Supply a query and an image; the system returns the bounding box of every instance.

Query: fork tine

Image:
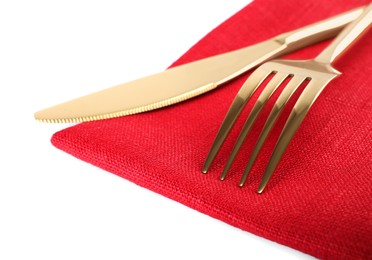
[202,68,272,173]
[257,79,328,193]
[220,72,289,181]
[238,75,306,186]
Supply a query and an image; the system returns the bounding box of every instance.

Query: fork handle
[315,4,372,64]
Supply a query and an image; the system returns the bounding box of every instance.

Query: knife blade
[34,7,363,123]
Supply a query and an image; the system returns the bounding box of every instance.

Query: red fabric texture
[51,0,372,259]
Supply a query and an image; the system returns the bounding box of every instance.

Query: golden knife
[34,7,363,123]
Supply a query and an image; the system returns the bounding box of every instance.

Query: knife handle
[274,6,364,54]
[314,4,372,64]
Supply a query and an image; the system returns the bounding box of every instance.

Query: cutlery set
[35,5,372,193]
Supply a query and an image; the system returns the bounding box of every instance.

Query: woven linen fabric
[51,0,372,259]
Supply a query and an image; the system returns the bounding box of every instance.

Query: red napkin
[51,0,372,258]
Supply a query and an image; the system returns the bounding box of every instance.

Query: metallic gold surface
[203,4,371,193]
[34,8,363,123]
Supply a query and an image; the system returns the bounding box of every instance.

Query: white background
[0,1,314,259]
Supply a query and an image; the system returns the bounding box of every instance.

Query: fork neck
[314,4,372,64]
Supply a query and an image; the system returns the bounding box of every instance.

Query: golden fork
[203,4,372,193]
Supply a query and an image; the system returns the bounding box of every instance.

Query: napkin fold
[51,0,372,258]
